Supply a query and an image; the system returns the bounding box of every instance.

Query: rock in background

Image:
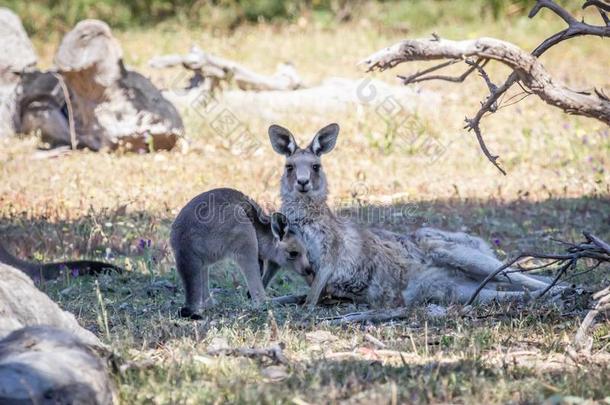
[0,7,37,138]
[54,19,184,151]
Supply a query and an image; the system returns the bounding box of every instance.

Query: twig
[574,285,610,352]
[321,304,448,325]
[364,334,387,349]
[207,343,288,365]
[322,307,411,325]
[584,0,610,25]
[585,232,610,255]
[51,72,76,150]
[535,258,575,299]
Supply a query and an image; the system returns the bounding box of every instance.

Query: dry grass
[1,6,609,404]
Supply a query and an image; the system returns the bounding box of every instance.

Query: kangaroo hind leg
[234,245,267,306]
[175,249,215,319]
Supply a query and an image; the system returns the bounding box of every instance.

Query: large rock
[0,326,115,404]
[0,264,115,404]
[0,8,36,77]
[54,19,184,151]
[0,263,101,347]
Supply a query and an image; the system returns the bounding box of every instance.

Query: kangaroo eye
[285,164,294,172]
[312,164,320,172]
[288,251,299,259]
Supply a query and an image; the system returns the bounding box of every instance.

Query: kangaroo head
[268,123,339,204]
[270,212,313,281]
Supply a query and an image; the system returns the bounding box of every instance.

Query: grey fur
[170,188,311,318]
[269,124,561,309]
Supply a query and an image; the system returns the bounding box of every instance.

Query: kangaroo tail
[0,242,123,281]
[39,261,123,279]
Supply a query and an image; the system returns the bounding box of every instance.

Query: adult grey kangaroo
[0,242,122,281]
[170,188,311,319]
[268,123,559,309]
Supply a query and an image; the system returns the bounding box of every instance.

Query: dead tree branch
[397,59,490,85]
[465,232,610,306]
[360,0,610,174]
[150,46,302,92]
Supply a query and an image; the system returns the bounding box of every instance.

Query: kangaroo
[170,188,312,319]
[268,123,559,309]
[0,242,122,281]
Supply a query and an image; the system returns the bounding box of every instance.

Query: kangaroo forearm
[261,261,281,289]
[305,265,333,307]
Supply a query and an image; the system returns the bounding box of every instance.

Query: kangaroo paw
[179,307,203,320]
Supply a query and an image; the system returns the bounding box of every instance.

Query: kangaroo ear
[270,212,289,241]
[268,125,297,156]
[309,123,339,156]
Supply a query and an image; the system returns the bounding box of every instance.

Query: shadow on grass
[0,195,608,346]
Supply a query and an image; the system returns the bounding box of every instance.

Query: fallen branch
[150,46,302,92]
[360,0,610,174]
[321,304,447,325]
[574,285,610,352]
[207,343,288,365]
[466,232,610,306]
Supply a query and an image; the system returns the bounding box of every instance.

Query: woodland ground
[0,3,609,404]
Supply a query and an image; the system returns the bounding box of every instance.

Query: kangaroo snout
[296,178,311,193]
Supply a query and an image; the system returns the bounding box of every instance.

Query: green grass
[1,2,610,403]
[4,0,538,35]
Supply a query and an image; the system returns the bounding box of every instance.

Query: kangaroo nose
[297,178,310,186]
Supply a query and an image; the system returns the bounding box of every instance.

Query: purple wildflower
[493,238,501,246]
[71,268,79,278]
